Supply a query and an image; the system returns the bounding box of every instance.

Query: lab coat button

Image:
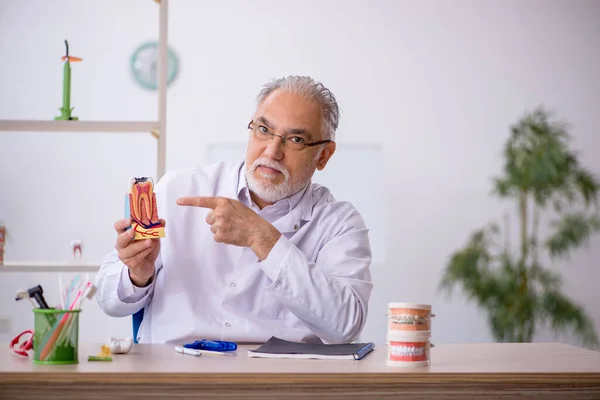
[225,322,231,327]
[230,282,236,288]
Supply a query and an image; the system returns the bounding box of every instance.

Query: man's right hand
[114,219,164,287]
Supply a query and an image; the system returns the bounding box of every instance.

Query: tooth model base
[131,222,165,240]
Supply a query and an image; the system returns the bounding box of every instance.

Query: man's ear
[316,142,336,171]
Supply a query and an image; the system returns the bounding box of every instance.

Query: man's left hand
[176,196,281,261]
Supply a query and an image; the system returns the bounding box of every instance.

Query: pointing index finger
[177,196,221,209]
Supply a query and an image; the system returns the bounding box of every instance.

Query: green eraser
[88,356,113,362]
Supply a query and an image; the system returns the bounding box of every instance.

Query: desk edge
[2,372,600,385]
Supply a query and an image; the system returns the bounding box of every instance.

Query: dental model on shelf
[71,240,83,260]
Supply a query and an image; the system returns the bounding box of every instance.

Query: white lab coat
[95,160,373,344]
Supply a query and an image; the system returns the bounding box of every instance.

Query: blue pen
[183,340,237,352]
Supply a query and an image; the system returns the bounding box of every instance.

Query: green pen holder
[32,308,81,365]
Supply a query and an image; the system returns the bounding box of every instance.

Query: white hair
[245,156,315,203]
[255,75,340,141]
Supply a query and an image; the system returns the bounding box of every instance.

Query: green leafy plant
[439,107,600,348]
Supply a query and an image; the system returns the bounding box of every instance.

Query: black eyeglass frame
[247,121,332,148]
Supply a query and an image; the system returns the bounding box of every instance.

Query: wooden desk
[1,342,600,399]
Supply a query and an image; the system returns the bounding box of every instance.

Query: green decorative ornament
[130,41,179,90]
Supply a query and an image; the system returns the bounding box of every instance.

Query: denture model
[386,331,432,367]
[387,302,434,332]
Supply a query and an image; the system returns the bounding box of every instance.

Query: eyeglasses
[247,120,332,151]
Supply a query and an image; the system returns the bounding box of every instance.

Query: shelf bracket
[151,128,160,139]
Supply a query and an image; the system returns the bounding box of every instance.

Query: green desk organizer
[33,308,81,365]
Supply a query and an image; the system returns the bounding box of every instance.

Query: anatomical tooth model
[125,177,165,240]
[71,240,83,260]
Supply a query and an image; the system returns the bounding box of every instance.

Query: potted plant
[439,106,600,348]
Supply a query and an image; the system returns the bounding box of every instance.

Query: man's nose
[263,135,285,160]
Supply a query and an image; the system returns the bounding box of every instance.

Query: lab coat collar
[236,161,314,232]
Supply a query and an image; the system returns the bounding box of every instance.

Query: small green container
[32,308,81,365]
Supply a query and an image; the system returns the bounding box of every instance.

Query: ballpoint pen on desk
[174,346,234,357]
[199,349,235,356]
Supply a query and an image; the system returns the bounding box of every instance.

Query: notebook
[247,336,375,360]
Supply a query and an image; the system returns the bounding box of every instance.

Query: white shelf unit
[0,0,170,273]
[0,120,159,133]
[0,261,100,273]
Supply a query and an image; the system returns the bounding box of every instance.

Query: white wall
[1,0,599,347]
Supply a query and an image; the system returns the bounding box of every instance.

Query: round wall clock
[130,41,179,90]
